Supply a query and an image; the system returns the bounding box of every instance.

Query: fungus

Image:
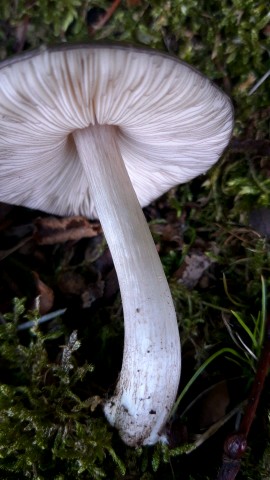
[0,44,234,446]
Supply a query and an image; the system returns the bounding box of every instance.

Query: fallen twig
[88,0,121,36]
[17,308,67,330]
[217,314,270,479]
[230,138,270,156]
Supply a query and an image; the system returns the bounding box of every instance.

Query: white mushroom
[0,44,234,446]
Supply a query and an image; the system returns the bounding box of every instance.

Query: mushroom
[0,43,234,446]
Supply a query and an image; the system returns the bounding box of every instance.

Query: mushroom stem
[73,125,181,446]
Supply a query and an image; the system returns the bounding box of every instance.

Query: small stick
[239,315,270,436]
[88,0,121,36]
[248,69,270,95]
[230,138,270,156]
[217,314,270,480]
[17,308,66,330]
[15,15,29,52]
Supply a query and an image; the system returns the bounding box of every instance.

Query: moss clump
[0,298,125,479]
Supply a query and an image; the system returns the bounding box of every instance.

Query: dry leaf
[32,271,54,315]
[175,252,213,289]
[34,216,102,245]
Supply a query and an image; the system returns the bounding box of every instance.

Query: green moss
[0,299,125,479]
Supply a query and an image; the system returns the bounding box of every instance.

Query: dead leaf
[34,216,102,245]
[198,381,230,430]
[57,269,89,296]
[32,271,54,315]
[175,252,213,289]
[150,221,182,246]
[81,277,104,308]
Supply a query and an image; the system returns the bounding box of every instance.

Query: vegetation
[0,1,270,478]
[0,299,125,479]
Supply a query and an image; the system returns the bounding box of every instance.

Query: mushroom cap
[0,43,233,217]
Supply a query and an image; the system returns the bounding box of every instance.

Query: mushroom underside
[0,44,234,446]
